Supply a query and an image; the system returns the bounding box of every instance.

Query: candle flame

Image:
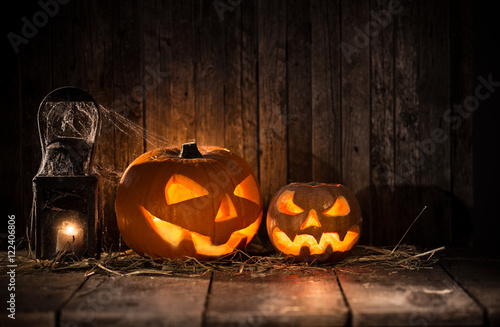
[62,221,78,236]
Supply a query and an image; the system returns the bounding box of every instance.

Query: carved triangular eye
[233,175,261,205]
[165,174,209,205]
[323,196,350,216]
[277,190,304,215]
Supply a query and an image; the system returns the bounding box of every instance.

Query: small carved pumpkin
[266,183,362,263]
[116,142,262,260]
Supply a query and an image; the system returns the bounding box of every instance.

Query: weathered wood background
[1,250,499,326]
[1,0,477,250]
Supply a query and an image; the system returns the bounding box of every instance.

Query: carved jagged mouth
[272,225,360,256]
[140,206,261,257]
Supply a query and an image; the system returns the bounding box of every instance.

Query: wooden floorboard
[441,250,500,326]
[337,264,484,327]
[2,250,500,326]
[205,270,349,327]
[0,272,87,327]
[60,273,211,327]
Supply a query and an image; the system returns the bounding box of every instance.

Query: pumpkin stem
[180,142,203,159]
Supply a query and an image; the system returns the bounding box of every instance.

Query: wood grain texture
[224,0,259,175]
[311,0,342,184]
[206,271,349,327]
[393,0,421,246]
[169,0,196,146]
[370,0,395,246]
[340,0,371,245]
[337,265,484,327]
[224,0,244,156]
[194,0,225,147]
[49,0,115,249]
[287,0,312,183]
[1,251,498,326]
[110,1,143,173]
[0,272,87,327]
[5,0,478,250]
[79,0,115,252]
[240,0,259,176]
[258,0,287,206]
[418,0,451,247]
[62,1,143,251]
[145,0,196,148]
[80,0,133,251]
[107,0,144,250]
[19,9,52,245]
[143,0,169,151]
[450,0,474,247]
[1,19,23,243]
[61,274,211,327]
[441,251,500,326]
[51,0,85,88]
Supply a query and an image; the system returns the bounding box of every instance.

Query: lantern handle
[36,87,101,175]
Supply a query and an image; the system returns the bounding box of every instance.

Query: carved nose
[215,194,237,222]
[300,209,321,229]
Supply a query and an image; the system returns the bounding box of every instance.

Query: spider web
[37,100,97,176]
[94,103,173,186]
[37,99,174,181]
[31,100,174,253]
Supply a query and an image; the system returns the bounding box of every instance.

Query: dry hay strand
[335,244,444,270]
[1,243,444,277]
[1,207,444,276]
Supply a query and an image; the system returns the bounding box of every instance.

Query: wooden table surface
[1,249,499,327]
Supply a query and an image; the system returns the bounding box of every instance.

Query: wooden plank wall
[3,0,474,249]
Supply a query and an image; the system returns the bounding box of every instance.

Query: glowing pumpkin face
[266,183,362,263]
[116,142,263,260]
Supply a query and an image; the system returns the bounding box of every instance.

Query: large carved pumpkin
[267,183,362,263]
[116,142,262,260]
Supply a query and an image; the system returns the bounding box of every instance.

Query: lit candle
[56,221,83,254]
